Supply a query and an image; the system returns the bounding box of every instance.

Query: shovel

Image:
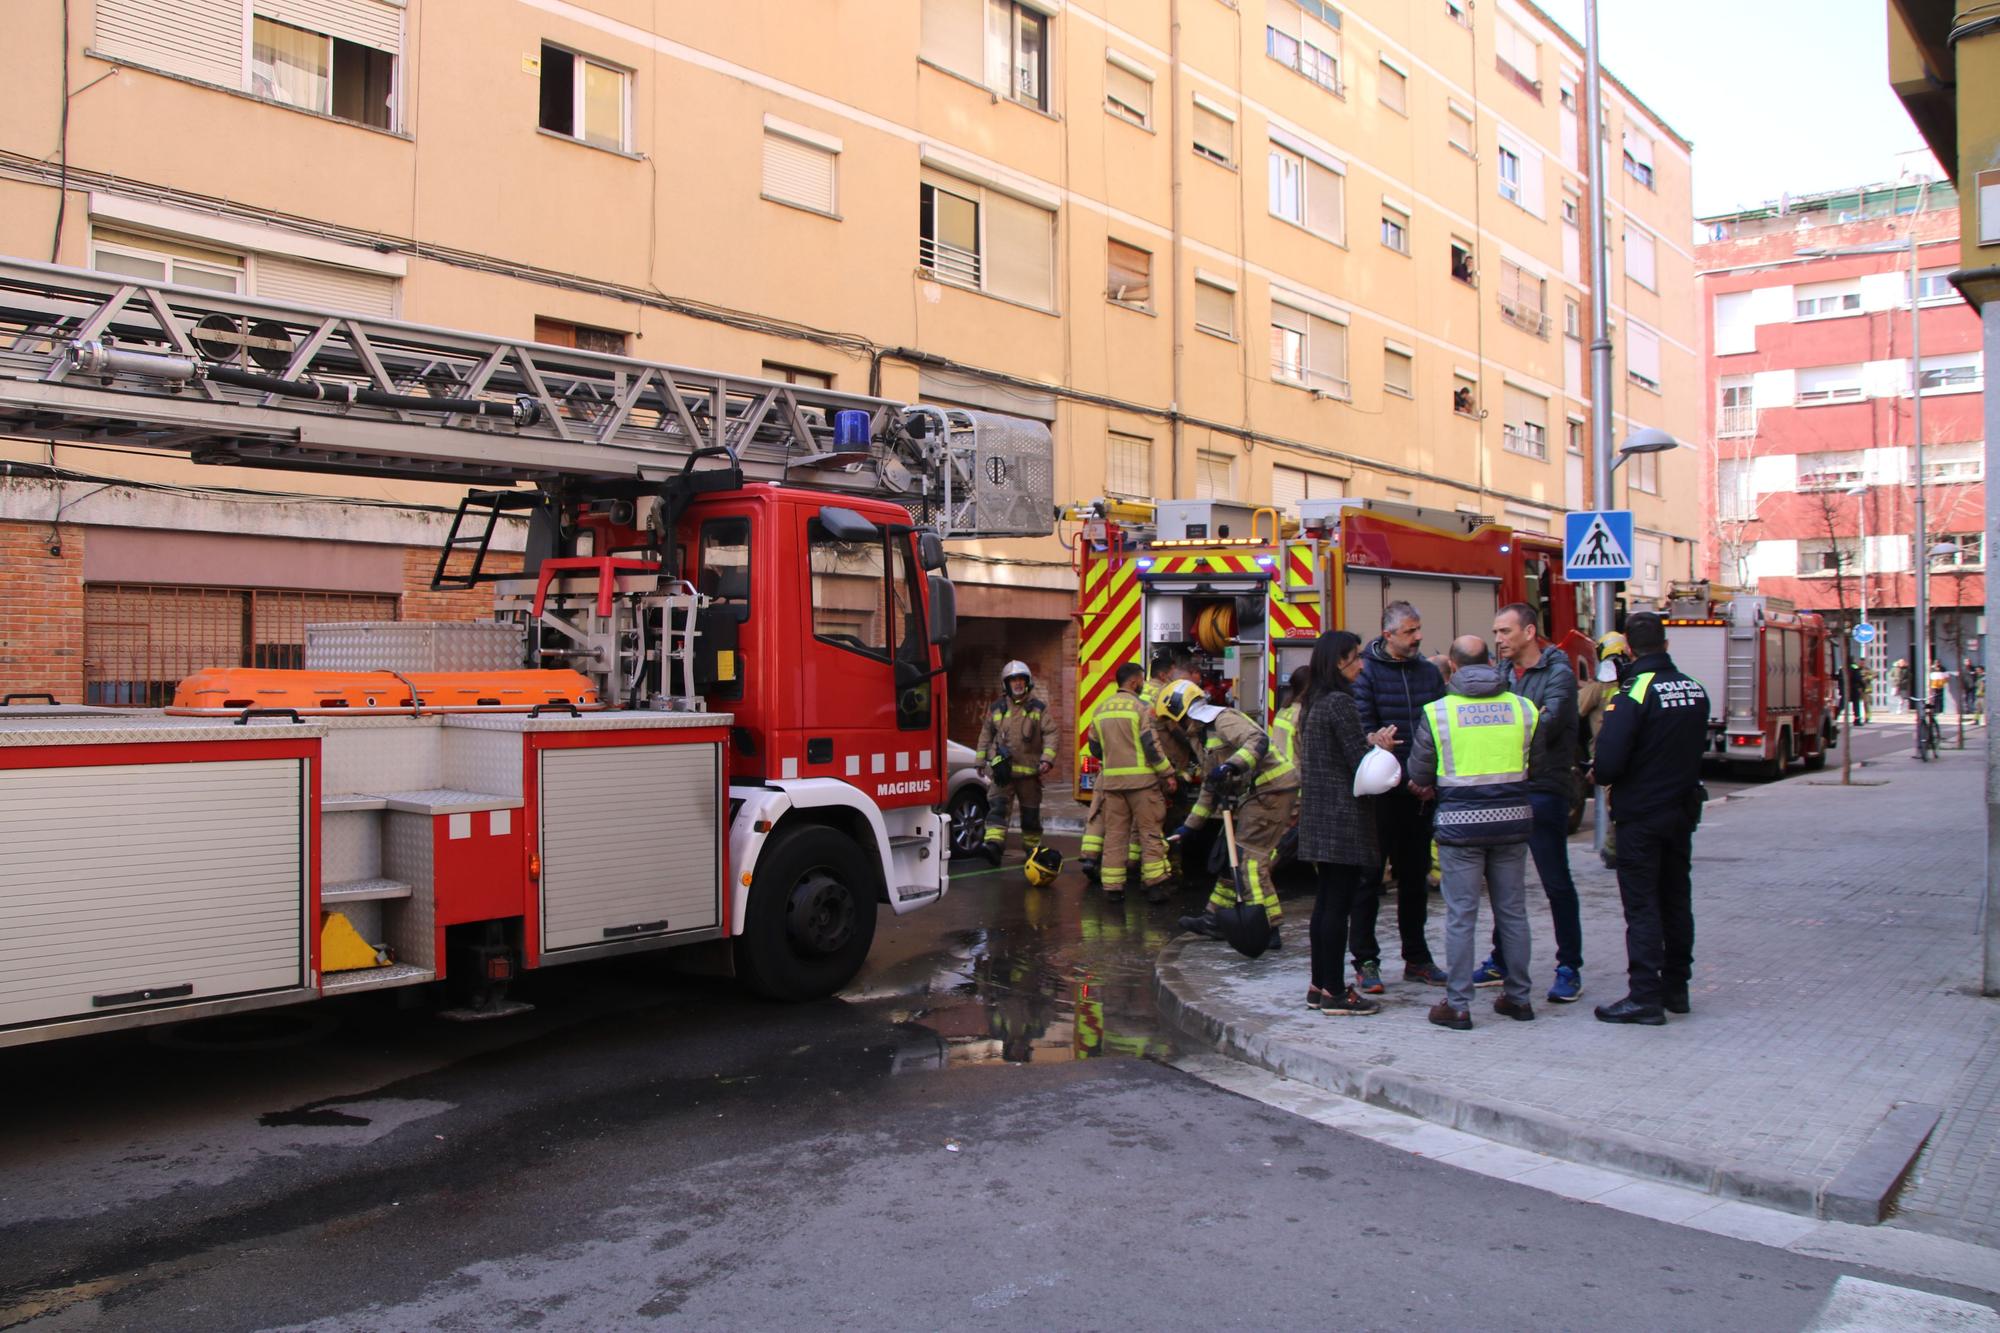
[1213,807,1272,960]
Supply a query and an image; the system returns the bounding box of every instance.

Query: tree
[1809,484,1862,785]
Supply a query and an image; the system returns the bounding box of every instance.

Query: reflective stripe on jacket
[1088,690,1171,790]
[1186,706,1297,825]
[1421,692,1538,846]
[976,694,1054,775]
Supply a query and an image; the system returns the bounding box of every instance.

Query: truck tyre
[1750,731,1789,782]
[736,824,879,1001]
[1802,727,1829,772]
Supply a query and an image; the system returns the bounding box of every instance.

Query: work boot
[1103,888,1126,905]
[980,843,1003,868]
[1428,1002,1472,1031]
[1594,995,1666,1026]
[1078,856,1101,883]
[1494,995,1536,1022]
[1266,925,1283,952]
[1144,881,1173,905]
[1662,988,1691,1015]
[1178,911,1222,940]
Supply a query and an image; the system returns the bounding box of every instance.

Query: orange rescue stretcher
[167,668,603,715]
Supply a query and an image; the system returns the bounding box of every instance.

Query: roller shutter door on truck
[0,759,309,1030]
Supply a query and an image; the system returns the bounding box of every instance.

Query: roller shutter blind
[256,255,397,317]
[258,0,403,53]
[1106,60,1150,123]
[921,0,983,78]
[95,0,243,86]
[1195,280,1234,335]
[763,132,837,214]
[984,190,1055,309]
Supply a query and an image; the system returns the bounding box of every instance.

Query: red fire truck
[1659,582,1837,779]
[1066,495,1593,787]
[0,258,1052,1048]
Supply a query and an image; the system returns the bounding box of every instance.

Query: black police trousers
[1612,812,1695,1005]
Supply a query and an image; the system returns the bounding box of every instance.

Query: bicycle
[1915,701,1942,761]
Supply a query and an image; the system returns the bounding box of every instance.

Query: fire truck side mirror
[928,573,957,654]
[918,530,948,572]
[818,505,879,543]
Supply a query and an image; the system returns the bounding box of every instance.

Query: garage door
[0,758,309,1030]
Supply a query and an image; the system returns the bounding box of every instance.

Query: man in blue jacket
[1477,602,1585,1004]
[1352,600,1448,986]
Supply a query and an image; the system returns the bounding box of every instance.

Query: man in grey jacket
[1408,637,1546,1029]
[1477,603,1586,1004]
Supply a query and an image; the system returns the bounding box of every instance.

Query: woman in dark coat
[1297,630,1398,1014]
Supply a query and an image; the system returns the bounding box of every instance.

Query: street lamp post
[1583,0,1614,854]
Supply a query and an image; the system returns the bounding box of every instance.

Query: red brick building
[1697,182,1986,707]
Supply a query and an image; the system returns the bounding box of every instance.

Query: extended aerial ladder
[0,256,1054,707]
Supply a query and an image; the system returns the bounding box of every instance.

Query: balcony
[1719,404,1757,436]
[1495,56,1540,100]
[1498,297,1549,338]
[1503,425,1548,460]
[918,237,980,288]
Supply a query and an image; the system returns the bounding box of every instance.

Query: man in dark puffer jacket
[1352,600,1448,985]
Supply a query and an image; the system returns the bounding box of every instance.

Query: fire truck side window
[890,534,933,730]
[808,521,890,659]
[699,519,752,618]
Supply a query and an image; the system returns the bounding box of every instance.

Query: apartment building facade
[1696,183,1986,696]
[0,0,1698,755]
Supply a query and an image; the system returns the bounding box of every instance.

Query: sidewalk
[1154,748,2000,1251]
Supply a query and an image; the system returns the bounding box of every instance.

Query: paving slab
[1156,747,2000,1244]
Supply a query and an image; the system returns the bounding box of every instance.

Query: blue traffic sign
[1563,509,1635,582]
[1852,622,1878,644]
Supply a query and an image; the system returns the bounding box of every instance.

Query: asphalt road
[0,728,1975,1331]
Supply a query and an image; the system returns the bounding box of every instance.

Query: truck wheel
[948,786,989,860]
[1751,732,1789,782]
[736,824,879,1001]
[1802,730,1828,771]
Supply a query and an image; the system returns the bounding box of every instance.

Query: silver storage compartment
[306,621,527,673]
[0,758,309,1029]
[538,742,722,952]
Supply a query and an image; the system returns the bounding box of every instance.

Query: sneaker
[1403,961,1447,986]
[1356,961,1385,995]
[1323,987,1381,1016]
[1178,911,1222,939]
[1546,965,1582,1004]
[1428,1001,1472,1031]
[1494,994,1536,1022]
[1306,986,1329,1011]
[1471,956,1507,988]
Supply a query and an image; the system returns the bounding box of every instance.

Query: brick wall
[0,520,86,702]
[398,546,515,622]
[947,615,1077,775]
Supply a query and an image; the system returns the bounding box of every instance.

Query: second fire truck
[1658,582,1837,779]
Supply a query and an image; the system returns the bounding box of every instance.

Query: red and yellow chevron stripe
[1284,542,1316,590]
[1075,552,1143,772]
[1148,551,1265,577]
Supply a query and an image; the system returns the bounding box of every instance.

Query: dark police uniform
[1591,650,1709,1009]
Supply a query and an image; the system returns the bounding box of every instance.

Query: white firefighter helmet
[1001,660,1033,690]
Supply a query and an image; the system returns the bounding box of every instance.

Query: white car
[944,739,990,859]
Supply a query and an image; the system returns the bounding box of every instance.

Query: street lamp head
[1618,427,1679,456]
[1929,542,1957,560]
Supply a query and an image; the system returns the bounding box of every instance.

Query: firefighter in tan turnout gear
[1085,664,1178,904]
[1081,648,1199,884]
[976,660,1057,866]
[1158,678,1300,951]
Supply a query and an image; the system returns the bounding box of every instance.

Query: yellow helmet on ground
[1024,845,1063,888]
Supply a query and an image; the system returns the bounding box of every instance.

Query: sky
[1531,0,1942,219]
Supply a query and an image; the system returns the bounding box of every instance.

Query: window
[1935,533,1985,568]
[1445,1,1470,28]
[1268,140,1346,244]
[1983,169,2000,246]
[1453,372,1478,416]
[1567,419,1585,454]
[1794,283,1861,319]
[1450,237,1475,284]
[1381,212,1409,254]
[1497,146,1522,204]
[1798,538,1861,576]
[1271,465,1344,511]
[1105,52,1153,126]
[1494,17,1539,97]
[1621,128,1655,189]
[1716,458,1754,522]
[1270,296,1349,397]
[1447,101,1475,155]
[763,362,834,389]
[1564,299,1581,338]
[1266,0,1343,95]
[535,317,628,356]
[1384,342,1413,396]
[1718,378,1755,435]
[1193,97,1236,166]
[1107,432,1153,499]
[1498,259,1548,337]
[84,585,397,706]
[809,520,890,659]
[539,43,629,151]
[1503,385,1549,460]
[1917,354,1982,393]
[921,0,1048,110]
[91,230,244,293]
[762,121,839,215]
[1629,446,1659,495]
[1195,275,1236,337]
[1924,441,1985,483]
[1796,364,1864,403]
[1798,451,1865,490]
[697,518,752,699]
[918,167,1057,309]
[1562,196,1579,225]
[1378,59,1407,114]
[1195,449,1236,499]
[249,15,396,129]
[1625,226,1657,290]
[1714,290,1756,355]
[1910,267,1959,304]
[1108,239,1152,307]
[1625,321,1661,391]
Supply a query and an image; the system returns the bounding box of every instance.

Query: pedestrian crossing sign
[1563,509,1634,582]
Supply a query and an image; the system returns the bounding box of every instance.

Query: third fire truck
[1659,581,1837,779]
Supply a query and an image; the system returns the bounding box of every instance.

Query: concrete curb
[1153,937,1920,1224]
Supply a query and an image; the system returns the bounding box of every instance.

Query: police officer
[975,660,1057,866]
[1590,612,1710,1025]
[1086,663,1177,904]
[1159,678,1299,950]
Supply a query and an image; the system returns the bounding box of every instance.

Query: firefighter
[1580,630,1633,869]
[976,660,1057,866]
[1082,649,1197,883]
[1087,663,1177,904]
[1159,677,1299,950]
